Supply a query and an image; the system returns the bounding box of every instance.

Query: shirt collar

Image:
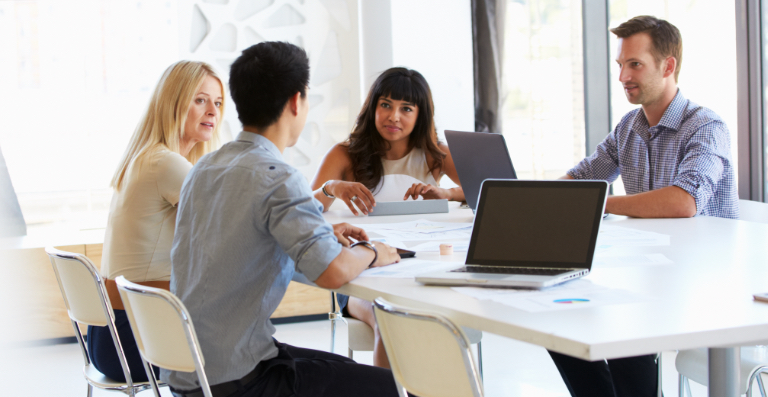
[235,131,283,159]
[630,89,686,136]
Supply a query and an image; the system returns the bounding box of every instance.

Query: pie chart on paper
[553,298,590,304]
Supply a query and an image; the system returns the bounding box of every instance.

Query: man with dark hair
[551,15,738,397]
[164,41,402,397]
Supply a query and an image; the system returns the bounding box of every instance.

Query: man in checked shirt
[549,15,739,397]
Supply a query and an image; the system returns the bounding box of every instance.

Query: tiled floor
[1,319,709,396]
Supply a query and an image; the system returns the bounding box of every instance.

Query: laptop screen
[465,180,607,269]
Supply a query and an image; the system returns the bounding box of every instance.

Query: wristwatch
[351,240,378,268]
[321,180,335,198]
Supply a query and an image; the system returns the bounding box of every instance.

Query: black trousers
[87,309,159,382]
[175,340,400,397]
[548,351,659,397]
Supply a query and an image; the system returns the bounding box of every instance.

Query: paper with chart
[359,259,462,278]
[355,219,473,242]
[452,280,650,312]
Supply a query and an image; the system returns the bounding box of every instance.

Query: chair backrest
[373,298,483,397]
[739,199,768,224]
[45,247,137,388]
[46,247,110,326]
[115,276,212,396]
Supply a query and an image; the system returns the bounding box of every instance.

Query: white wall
[359,0,475,138]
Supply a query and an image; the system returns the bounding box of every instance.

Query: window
[501,0,585,180]
[608,0,738,186]
[0,1,180,230]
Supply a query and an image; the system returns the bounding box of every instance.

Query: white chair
[329,292,484,378]
[676,347,768,396]
[115,275,213,397]
[740,199,768,224]
[675,200,768,396]
[373,297,484,397]
[45,247,161,397]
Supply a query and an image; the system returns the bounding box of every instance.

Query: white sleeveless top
[374,147,439,202]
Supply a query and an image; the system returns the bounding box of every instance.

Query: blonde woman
[88,61,224,382]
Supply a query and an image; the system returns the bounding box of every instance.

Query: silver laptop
[445,130,517,212]
[416,179,608,289]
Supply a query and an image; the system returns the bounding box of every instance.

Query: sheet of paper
[597,225,670,247]
[407,240,470,252]
[370,238,407,250]
[359,259,462,278]
[355,219,473,242]
[593,253,673,268]
[453,280,649,312]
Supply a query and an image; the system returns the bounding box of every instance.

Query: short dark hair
[229,42,310,129]
[611,15,682,82]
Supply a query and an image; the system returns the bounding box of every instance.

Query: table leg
[708,347,740,397]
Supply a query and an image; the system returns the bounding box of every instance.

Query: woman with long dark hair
[310,67,463,367]
[311,67,464,216]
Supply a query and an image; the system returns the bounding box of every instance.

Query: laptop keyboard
[452,266,568,276]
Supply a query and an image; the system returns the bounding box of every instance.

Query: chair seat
[83,364,155,392]
[346,317,483,352]
[348,318,376,352]
[676,347,768,394]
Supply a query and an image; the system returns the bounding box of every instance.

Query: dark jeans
[548,351,659,397]
[174,340,400,397]
[87,309,159,382]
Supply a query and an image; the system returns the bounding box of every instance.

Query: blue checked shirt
[568,90,739,219]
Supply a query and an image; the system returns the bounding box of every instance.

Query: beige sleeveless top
[101,149,192,282]
[374,147,439,202]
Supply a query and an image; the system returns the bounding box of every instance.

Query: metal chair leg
[757,371,767,397]
[86,383,93,397]
[476,341,483,382]
[330,316,338,353]
[348,348,354,359]
[657,353,662,397]
[678,373,692,397]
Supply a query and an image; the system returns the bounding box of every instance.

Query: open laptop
[416,179,608,289]
[445,130,517,212]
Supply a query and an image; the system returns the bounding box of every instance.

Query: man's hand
[369,241,400,267]
[333,223,369,247]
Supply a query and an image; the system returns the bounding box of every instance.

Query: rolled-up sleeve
[261,166,342,282]
[568,129,621,182]
[672,120,729,215]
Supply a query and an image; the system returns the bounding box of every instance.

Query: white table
[324,202,768,397]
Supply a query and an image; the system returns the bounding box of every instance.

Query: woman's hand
[327,181,376,216]
[370,241,400,267]
[403,183,453,201]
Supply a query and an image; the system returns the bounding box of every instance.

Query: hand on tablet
[403,183,451,201]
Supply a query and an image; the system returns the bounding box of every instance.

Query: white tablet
[367,199,449,216]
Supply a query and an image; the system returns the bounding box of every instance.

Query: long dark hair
[347,67,444,192]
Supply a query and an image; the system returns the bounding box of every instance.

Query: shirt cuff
[672,178,704,216]
[296,234,343,282]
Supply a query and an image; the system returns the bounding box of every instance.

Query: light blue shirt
[163,132,342,390]
[568,90,739,219]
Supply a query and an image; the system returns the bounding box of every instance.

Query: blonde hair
[111,61,225,190]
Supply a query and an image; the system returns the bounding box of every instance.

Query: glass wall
[608,0,738,195]
[501,0,585,180]
[764,0,768,200]
[0,0,180,229]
